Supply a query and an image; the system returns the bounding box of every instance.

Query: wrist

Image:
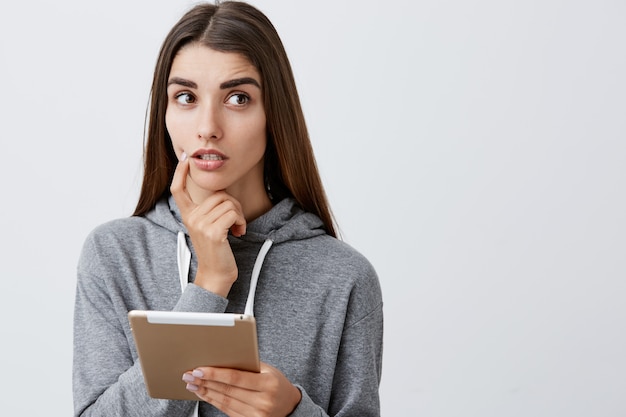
[193,271,235,298]
[288,384,302,415]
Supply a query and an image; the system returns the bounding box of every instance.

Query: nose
[196,104,223,141]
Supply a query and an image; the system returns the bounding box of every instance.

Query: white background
[1,0,625,415]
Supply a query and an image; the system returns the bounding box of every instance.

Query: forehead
[169,43,260,85]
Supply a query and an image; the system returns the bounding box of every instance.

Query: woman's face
[165,43,267,204]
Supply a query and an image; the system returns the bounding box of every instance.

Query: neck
[235,186,274,222]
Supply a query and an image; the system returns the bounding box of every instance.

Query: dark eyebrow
[220,77,261,90]
[167,77,197,89]
[167,76,261,90]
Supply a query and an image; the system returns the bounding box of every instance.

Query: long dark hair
[133,1,337,237]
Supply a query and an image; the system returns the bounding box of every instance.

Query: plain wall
[0,0,624,415]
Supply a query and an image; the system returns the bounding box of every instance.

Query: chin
[188,178,230,195]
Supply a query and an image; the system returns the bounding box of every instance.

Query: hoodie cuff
[288,385,326,417]
[173,283,229,313]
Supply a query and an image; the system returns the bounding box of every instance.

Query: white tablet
[128,310,260,400]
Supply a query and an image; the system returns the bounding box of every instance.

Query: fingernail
[181,152,187,161]
[186,383,198,392]
[192,369,204,378]
[182,373,194,383]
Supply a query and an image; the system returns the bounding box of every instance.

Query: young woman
[73,2,383,416]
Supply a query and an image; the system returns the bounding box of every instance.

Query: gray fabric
[73,196,383,416]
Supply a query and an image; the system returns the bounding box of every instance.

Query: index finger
[170,152,195,214]
[190,366,262,392]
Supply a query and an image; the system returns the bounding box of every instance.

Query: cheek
[251,113,267,150]
[233,111,267,156]
[165,110,187,151]
[248,120,268,160]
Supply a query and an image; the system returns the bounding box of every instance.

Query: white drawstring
[244,239,273,316]
[177,232,199,417]
[177,232,273,317]
[176,232,274,316]
[177,232,191,293]
[176,232,273,416]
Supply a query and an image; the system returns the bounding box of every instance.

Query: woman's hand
[170,154,246,297]
[182,362,302,417]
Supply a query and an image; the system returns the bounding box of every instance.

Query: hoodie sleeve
[289,268,384,417]
[73,276,198,417]
[72,223,219,417]
[291,307,383,417]
[72,234,198,417]
[174,282,229,312]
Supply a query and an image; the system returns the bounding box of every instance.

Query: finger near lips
[170,155,246,241]
[170,156,194,211]
[170,153,189,191]
[170,156,245,228]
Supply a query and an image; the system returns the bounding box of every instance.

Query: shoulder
[81,197,176,248]
[310,235,378,280]
[310,235,383,325]
[82,216,155,247]
[284,233,382,303]
[78,215,172,272]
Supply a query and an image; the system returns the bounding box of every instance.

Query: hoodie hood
[145,196,328,317]
[145,195,327,244]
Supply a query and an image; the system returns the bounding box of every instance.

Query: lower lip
[192,157,226,171]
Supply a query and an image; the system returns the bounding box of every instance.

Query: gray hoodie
[73,196,383,416]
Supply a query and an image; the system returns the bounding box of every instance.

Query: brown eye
[226,93,250,106]
[175,92,195,105]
